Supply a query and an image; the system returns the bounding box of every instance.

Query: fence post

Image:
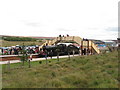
[68,52,70,60]
[73,50,75,57]
[45,55,48,64]
[8,60,10,71]
[28,59,31,68]
[57,53,59,61]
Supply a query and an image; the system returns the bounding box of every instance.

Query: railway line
[0,54,39,61]
[0,36,101,64]
[0,54,80,64]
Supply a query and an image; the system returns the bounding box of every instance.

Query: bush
[39,61,42,64]
[51,72,56,77]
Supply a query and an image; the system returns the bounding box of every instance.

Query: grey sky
[0,0,119,40]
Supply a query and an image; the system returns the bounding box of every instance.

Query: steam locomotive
[38,43,80,57]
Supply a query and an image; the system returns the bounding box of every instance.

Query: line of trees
[2,36,38,41]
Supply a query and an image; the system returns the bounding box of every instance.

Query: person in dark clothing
[14,48,17,55]
[83,38,85,41]
[84,48,86,55]
[59,35,61,37]
[86,39,88,41]
[30,49,33,54]
[67,34,69,37]
[10,49,12,55]
[81,49,84,55]
[87,49,90,55]
[44,50,48,58]
[1,48,3,55]
[46,43,48,46]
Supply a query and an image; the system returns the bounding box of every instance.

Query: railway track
[0,54,39,61]
[0,54,80,64]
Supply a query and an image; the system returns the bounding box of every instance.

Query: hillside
[0,35,55,40]
[2,51,118,88]
[0,35,55,47]
[1,40,43,47]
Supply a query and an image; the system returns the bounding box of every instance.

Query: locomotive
[38,43,80,57]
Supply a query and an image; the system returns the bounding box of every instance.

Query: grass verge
[2,51,118,88]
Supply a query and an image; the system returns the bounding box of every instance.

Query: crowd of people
[0,46,39,55]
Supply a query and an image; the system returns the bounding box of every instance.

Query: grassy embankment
[1,40,43,47]
[2,51,118,88]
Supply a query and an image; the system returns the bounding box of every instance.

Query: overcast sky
[0,0,119,40]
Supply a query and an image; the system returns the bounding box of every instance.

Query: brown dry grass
[1,40,44,47]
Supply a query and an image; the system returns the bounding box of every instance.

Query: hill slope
[2,51,118,88]
[1,40,43,47]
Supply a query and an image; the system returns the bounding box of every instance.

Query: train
[38,43,80,57]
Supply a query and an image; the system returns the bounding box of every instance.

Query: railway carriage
[38,43,80,57]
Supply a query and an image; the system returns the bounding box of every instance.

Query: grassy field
[1,40,44,47]
[2,51,118,88]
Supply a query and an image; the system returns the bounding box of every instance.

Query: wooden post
[68,52,70,60]
[45,55,48,64]
[73,50,75,57]
[8,60,10,70]
[57,53,59,61]
[51,56,52,59]
[22,54,25,66]
[72,36,74,41]
[44,50,48,64]
[28,60,31,68]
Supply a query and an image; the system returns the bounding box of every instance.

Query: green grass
[2,51,119,88]
[1,40,43,47]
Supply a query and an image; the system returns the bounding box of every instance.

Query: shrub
[39,61,42,64]
[51,72,56,77]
